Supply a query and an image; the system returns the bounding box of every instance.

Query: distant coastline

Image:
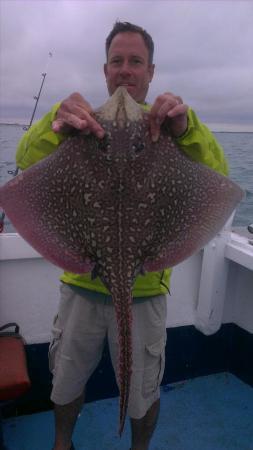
[0,121,27,127]
[213,130,253,134]
[0,121,252,134]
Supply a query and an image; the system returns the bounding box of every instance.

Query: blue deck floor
[3,373,253,450]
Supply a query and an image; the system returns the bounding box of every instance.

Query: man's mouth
[118,83,135,87]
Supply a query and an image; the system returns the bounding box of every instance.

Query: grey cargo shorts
[49,283,167,419]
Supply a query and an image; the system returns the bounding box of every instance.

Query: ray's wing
[0,136,99,273]
[140,139,244,271]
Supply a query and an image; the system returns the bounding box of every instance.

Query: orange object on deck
[0,323,31,401]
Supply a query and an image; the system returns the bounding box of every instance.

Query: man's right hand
[52,92,105,139]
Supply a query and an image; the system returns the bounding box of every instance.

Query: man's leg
[130,398,160,450]
[52,392,84,450]
[49,286,108,450]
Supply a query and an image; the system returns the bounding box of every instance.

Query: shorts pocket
[142,335,166,399]
[48,315,63,373]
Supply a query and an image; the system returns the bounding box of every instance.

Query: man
[16,22,228,450]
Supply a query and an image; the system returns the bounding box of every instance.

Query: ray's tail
[112,289,133,436]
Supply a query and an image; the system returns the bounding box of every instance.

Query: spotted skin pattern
[0,88,243,434]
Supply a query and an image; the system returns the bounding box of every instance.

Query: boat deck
[3,372,253,450]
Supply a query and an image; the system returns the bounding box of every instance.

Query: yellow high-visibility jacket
[16,102,228,297]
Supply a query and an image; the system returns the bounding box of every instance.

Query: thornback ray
[0,87,243,435]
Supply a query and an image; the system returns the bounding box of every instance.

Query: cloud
[1,0,253,131]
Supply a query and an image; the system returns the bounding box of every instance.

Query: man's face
[104,32,155,103]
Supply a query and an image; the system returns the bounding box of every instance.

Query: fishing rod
[0,52,53,232]
[23,51,53,132]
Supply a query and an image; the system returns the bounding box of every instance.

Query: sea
[0,123,252,232]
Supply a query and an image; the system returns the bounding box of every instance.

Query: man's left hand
[149,92,188,141]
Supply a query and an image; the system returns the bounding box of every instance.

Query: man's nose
[119,61,131,75]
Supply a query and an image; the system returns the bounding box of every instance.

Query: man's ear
[149,64,155,83]
[104,63,108,78]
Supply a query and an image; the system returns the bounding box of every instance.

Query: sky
[0,0,252,131]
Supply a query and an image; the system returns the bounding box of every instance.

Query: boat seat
[0,323,31,401]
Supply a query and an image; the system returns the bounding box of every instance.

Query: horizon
[0,118,252,134]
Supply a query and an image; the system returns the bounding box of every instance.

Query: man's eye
[132,59,142,65]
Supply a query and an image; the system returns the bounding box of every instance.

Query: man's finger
[52,114,88,132]
[52,118,65,133]
[85,114,105,138]
[166,103,188,118]
[52,111,105,138]
[149,117,160,142]
[156,98,179,122]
